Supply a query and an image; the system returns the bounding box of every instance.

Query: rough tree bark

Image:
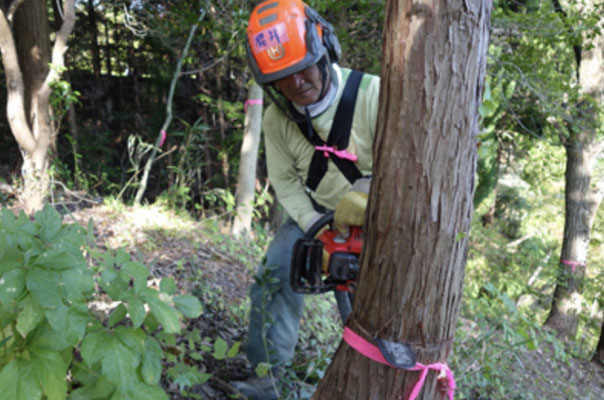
[593,317,604,364]
[312,0,492,398]
[545,0,604,340]
[231,83,263,240]
[0,0,76,213]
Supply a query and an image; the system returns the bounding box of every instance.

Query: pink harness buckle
[315,145,358,162]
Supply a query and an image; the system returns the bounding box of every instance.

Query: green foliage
[453,283,573,400]
[0,205,202,399]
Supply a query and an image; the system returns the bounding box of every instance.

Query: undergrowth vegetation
[0,180,602,399]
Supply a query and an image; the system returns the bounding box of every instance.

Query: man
[233,1,379,398]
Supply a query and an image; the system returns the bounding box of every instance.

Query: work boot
[231,369,282,400]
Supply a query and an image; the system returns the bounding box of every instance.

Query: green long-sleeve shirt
[263,67,380,230]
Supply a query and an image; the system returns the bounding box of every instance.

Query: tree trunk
[544,142,599,339]
[545,0,604,340]
[312,0,492,399]
[87,0,101,78]
[0,0,76,214]
[593,317,604,365]
[231,83,263,240]
[216,64,230,188]
[14,0,52,120]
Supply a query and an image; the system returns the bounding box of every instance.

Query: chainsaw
[290,212,362,320]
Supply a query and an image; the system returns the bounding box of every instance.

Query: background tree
[543,0,604,340]
[312,0,492,398]
[0,0,76,213]
[231,83,263,240]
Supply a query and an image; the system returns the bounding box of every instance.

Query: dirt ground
[68,204,604,400]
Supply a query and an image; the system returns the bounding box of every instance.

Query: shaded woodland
[0,0,603,399]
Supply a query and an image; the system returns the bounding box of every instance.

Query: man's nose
[287,72,305,87]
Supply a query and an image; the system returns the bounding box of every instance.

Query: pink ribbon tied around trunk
[315,145,358,162]
[244,99,263,112]
[561,259,585,272]
[343,327,456,400]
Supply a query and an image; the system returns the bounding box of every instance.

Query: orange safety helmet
[246,0,341,85]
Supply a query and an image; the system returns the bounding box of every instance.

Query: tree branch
[134,10,207,204]
[37,0,76,105]
[0,7,37,153]
[7,0,26,23]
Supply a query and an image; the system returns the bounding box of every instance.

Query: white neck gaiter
[293,63,341,118]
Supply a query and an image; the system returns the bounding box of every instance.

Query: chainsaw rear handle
[305,211,335,238]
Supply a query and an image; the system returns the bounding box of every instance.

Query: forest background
[0,0,603,399]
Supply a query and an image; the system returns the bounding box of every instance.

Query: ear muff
[322,26,341,62]
[305,7,341,63]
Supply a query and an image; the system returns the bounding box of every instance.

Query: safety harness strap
[292,70,364,191]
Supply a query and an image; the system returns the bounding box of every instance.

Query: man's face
[274,64,325,106]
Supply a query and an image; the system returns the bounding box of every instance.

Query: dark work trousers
[246,219,305,366]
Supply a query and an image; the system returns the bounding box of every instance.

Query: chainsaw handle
[305,212,335,238]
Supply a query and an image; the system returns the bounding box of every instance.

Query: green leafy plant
[0,205,202,400]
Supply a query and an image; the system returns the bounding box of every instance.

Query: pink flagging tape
[159,130,167,147]
[561,259,585,272]
[343,327,456,400]
[314,145,358,162]
[245,99,263,112]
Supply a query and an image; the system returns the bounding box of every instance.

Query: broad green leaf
[159,277,177,295]
[45,303,69,331]
[0,359,43,400]
[86,218,95,246]
[212,337,228,360]
[227,341,241,358]
[115,248,131,264]
[120,262,148,294]
[91,375,115,398]
[26,267,62,309]
[110,391,128,400]
[0,257,21,274]
[30,347,67,400]
[16,295,44,337]
[60,267,95,302]
[34,204,63,242]
[143,311,160,332]
[64,306,89,345]
[115,326,145,354]
[108,304,128,327]
[126,382,169,400]
[167,362,211,391]
[254,362,271,377]
[146,296,181,334]
[81,331,112,367]
[101,335,140,390]
[35,248,81,270]
[53,223,86,248]
[69,367,113,400]
[141,337,163,385]
[0,235,6,260]
[100,270,129,300]
[0,268,26,306]
[173,295,203,318]
[128,297,146,328]
[29,323,72,352]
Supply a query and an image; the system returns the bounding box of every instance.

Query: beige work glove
[334,177,371,236]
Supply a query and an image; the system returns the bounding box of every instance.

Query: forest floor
[68,203,604,400]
